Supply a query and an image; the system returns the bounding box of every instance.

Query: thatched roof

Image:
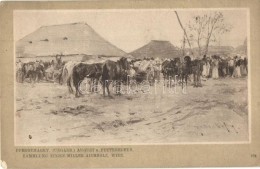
[129,40,182,59]
[16,22,126,58]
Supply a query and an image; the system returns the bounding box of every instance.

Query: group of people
[201,55,248,79]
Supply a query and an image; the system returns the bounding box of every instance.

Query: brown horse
[101,57,130,96]
[69,62,103,97]
[177,56,191,89]
[161,58,180,87]
[90,63,103,92]
[191,59,203,87]
[22,62,45,83]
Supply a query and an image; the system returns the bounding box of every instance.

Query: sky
[14,9,248,53]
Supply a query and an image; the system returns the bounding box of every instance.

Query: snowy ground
[15,77,249,145]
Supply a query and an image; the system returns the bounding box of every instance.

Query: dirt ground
[15,77,249,145]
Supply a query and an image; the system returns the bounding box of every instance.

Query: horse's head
[119,57,130,70]
[184,56,191,63]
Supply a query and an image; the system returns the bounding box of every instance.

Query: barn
[129,40,182,60]
[16,22,127,62]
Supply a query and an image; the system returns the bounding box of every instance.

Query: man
[228,57,235,77]
[202,55,207,62]
[232,56,241,78]
[244,57,248,74]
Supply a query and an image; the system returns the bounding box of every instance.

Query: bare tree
[187,11,232,56]
[174,11,193,56]
[187,15,207,56]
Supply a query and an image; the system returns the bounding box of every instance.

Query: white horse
[62,61,80,84]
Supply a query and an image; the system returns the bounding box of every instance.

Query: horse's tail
[71,66,78,89]
[102,63,109,82]
[67,74,74,94]
[61,65,68,85]
[187,60,192,74]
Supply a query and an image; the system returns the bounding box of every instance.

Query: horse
[191,58,204,87]
[53,68,64,84]
[90,63,103,93]
[177,56,191,88]
[161,58,180,87]
[101,57,130,96]
[22,62,45,83]
[69,62,103,97]
[62,61,80,86]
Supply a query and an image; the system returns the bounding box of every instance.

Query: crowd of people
[201,55,248,79]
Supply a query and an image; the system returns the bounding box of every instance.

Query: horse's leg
[30,73,33,83]
[116,81,119,95]
[32,73,35,83]
[29,73,33,83]
[193,73,196,87]
[196,72,198,87]
[73,80,78,97]
[90,79,93,93]
[196,73,199,87]
[102,81,106,96]
[181,75,183,89]
[118,81,121,95]
[106,82,110,96]
[36,73,39,83]
[95,79,98,92]
[181,75,184,89]
[34,73,36,83]
[169,76,172,88]
[181,74,185,89]
[198,73,202,87]
[75,86,78,97]
[33,72,36,84]
[91,79,94,92]
[92,79,96,92]
[185,75,188,87]
[21,72,24,83]
[67,77,72,93]
[16,71,18,82]
[75,83,80,98]
[59,74,62,85]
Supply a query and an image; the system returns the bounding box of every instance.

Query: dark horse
[177,56,192,88]
[22,62,45,83]
[161,58,180,87]
[69,62,103,97]
[191,58,204,87]
[101,57,130,96]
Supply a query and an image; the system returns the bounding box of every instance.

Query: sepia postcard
[0,0,260,168]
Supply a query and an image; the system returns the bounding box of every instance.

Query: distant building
[129,40,182,59]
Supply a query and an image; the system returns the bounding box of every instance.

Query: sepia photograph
[14,9,249,146]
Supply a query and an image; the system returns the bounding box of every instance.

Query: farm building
[129,40,182,59]
[15,22,127,62]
